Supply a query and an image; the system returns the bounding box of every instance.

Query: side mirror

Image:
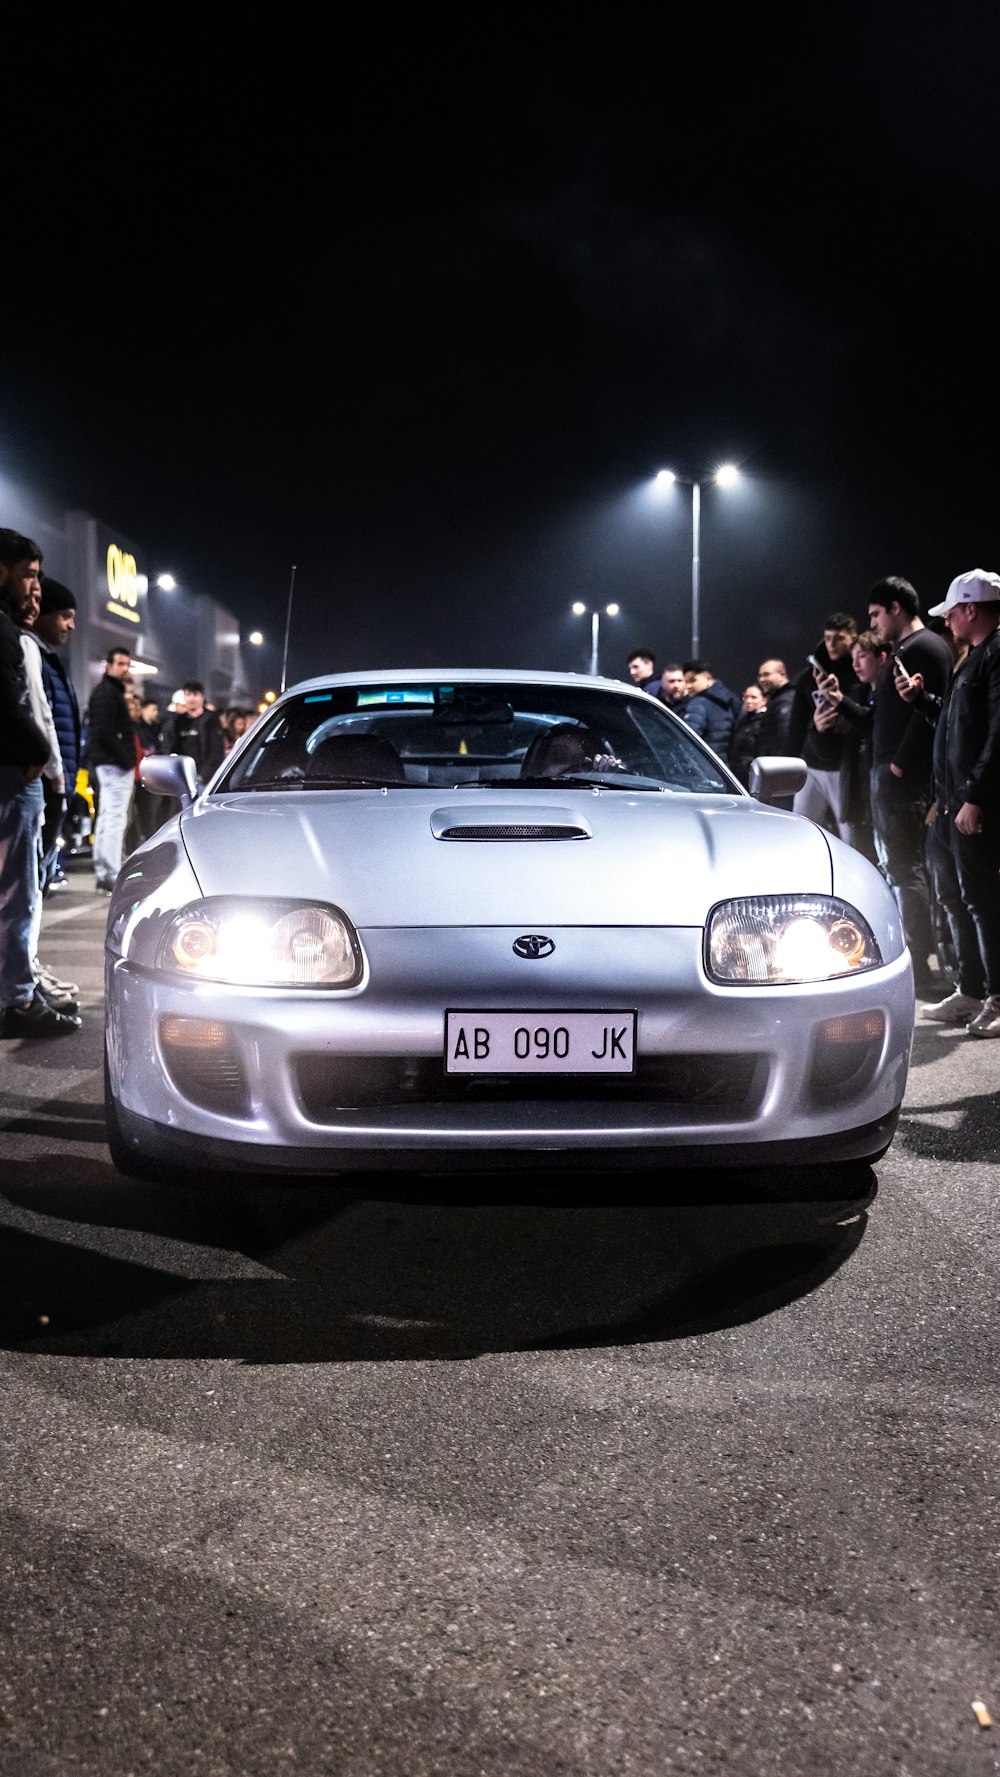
[749,756,808,804]
[140,753,199,807]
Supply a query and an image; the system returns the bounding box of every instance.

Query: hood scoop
[430,803,592,842]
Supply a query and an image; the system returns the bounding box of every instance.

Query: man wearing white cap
[895,570,1000,1035]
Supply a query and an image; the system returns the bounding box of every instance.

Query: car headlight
[706,895,882,984]
[157,898,362,987]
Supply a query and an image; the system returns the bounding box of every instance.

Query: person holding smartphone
[865,576,952,995]
[785,613,862,841]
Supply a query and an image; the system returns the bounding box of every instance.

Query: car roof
[283,668,648,701]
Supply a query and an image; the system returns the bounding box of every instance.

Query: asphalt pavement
[0,871,998,1776]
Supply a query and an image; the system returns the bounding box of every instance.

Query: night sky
[4,8,999,696]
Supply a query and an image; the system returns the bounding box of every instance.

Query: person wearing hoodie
[680,658,741,757]
[787,612,861,842]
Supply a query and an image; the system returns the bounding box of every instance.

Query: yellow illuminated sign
[106,544,141,623]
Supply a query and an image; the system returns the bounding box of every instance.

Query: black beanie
[39,578,77,614]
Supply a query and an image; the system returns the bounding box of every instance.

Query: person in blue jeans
[0,528,80,1037]
[85,644,135,892]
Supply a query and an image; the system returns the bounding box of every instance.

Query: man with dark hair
[626,650,661,697]
[86,645,135,892]
[656,664,687,710]
[755,658,797,756]
[864,575,952,992]
[0,529,78,1036]
[787,613,861,840]
[680,658,741,756]
[896,571,1000,1033]
[160,680,225,785]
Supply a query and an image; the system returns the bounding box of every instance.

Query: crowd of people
[0,527,255,1038]
[3,520,999,1042]
[627,568,1000,1037]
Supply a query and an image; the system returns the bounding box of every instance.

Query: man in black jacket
[0,529,79,1036]
[86,645,134,891]
[160,681,225,786]
[865,577,952,993]
[896,571,1000,1034]
[755,658,797,754]
[787,614,861,841]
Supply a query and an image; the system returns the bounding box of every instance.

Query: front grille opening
[294,1053,764,1119]
[158,1016,250,1116]
[439,824,590,840]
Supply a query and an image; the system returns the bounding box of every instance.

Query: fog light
[808,1009,886,1103]
[160,1016,231,1049]
[818,1011,885,1045]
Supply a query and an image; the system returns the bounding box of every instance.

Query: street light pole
[572,602,620,675]
[654,466,739,657]
[279,563,297,695]
[691,480,701,657]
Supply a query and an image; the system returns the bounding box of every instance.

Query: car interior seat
[306,732,407,783]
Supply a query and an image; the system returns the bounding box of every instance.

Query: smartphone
[892,655,906,677]
[812,690,833,710]
[806,652,823,673]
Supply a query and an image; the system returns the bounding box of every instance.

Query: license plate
[445,1010,636,1074]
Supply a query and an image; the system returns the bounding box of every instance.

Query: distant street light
[572,601,620,676]
[653,465,741,655]
[248,630,264,646]
[135,570,178,594]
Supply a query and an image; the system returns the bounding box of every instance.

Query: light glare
[655,469,676,487]
[156,573,177,590]
[248,630,264,645]
[715,464,740,488]
[606,603,620,617]
[571,602,587,615]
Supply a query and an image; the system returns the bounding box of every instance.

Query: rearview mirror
[749,756,808,804]
[140,753,199,807]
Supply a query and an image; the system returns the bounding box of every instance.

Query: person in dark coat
[811,629,887,863]
[863,577,953,992]
[786,613,862,844]
[895,571,1000,1032]
[34,579,81,893]
[86,644,135,891]
[755,659,797,755]
[159,681,226,785]
[680,659,741,756]
[729,685,767,787]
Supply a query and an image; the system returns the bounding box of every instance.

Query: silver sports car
[104,669,914,1181]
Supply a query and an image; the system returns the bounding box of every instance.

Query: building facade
[1,468,253,714]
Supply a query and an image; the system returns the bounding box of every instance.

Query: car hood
[180,789,833,926]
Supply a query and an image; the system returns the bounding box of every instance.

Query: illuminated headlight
[706,896,882,984]
[157,898,362,987]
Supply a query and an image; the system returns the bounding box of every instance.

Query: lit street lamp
[248,630,264,646]
[135,571,177,593]
[572,601,620,675]
[654,465,740,656]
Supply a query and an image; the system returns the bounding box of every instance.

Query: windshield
[219,682,737,795]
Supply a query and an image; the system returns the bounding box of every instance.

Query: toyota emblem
[512,934,555,959]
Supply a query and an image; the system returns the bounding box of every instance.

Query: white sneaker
[967,996,1000,1038]
[923,989,983,1023]
[35,960,80,997]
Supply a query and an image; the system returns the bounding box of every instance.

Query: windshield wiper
[478,773,665,792]
[236,775,399,791]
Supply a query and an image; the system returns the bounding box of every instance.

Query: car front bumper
[106,926,914,1172]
